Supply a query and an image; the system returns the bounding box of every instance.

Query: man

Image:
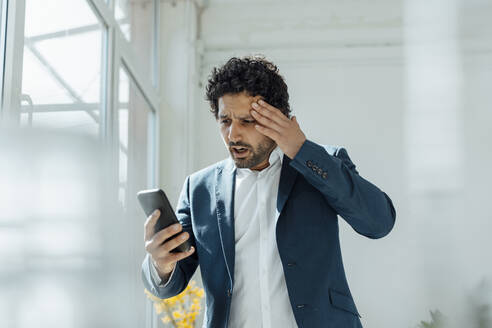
[142,56,396,328]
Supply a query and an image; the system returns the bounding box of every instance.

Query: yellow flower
[144,280,205,327]
[164,298,177,307]
[154,302,167,315]
[172,311,184,319]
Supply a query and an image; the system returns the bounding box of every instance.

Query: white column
[404,0,467,324]
[158,0,199,204]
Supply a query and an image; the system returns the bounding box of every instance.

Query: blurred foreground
[0,126,147,328]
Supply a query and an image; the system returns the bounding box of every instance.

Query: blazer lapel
[277,155,298,216]
[215,158,236,285]
[214,154,297,285]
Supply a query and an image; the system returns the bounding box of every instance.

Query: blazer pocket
[329,288,362,318]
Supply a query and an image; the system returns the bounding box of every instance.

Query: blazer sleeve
[141,175,199,298]
[289,139,396,239]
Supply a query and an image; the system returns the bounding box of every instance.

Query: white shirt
[228,145,297,328]
[150,146,298,328]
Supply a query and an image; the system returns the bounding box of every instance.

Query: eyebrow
[219,114,254,120]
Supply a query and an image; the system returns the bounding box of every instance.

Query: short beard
[232,139,276,169]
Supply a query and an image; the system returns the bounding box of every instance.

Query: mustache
[229,142,251,149]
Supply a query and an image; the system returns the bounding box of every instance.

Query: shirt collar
[268,145,284,166]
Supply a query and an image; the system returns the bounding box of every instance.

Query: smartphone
[137,188,192,253]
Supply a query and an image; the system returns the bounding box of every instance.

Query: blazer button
[306,160,313,168]
[317,168,323,175]
[322,172,328,179]
[312,165,318,171]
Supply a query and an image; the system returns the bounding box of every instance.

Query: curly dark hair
[205,56,290,119]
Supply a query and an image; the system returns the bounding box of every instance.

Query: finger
[161,231,190,253]
[252,101,290,127]
[253,101,290,126]
[154,223,183,244]
[156,246,195,263]
[170,246,195,262]
[250,109,284,133]
[145,223,182,253]
[255,124,281,141]
[172,246,195,262]
[257,100,291,125]
[144,209,160,241]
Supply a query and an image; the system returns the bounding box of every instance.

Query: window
[20,0,106,136]
[0,0,160,327]
[118,63,158,206]
[115,0,157,85]
[119,66,130,205]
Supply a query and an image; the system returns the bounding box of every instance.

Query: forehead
[218,92,262,117]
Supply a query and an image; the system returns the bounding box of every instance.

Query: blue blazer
[142,139,396,328]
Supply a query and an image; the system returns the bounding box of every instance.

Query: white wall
[194,2,406,326]
[158,0,198,206]
[159,0,492,326]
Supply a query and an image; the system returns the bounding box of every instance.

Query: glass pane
[118,67,130,206]
[115,0,154,81]
[118,64,156,208]
[116,68,156,327]
[21,0,105,137]
[147,108,157,188]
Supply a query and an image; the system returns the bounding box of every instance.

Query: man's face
[217,92,276,170]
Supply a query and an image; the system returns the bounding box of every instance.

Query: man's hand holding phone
[144,209,195,281]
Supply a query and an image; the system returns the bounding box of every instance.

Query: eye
[244,120,255,124]
[220,119,230,124]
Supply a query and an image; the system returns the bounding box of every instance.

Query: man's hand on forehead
[250,99,306,159]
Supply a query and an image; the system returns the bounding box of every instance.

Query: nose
[228,121,242,143]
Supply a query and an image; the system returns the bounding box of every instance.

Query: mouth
[231,147,249,158]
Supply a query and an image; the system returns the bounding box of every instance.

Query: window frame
[0,0,8,109]
[0,0,160,327]
[1,0,25,123]
[0,0,159,166]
